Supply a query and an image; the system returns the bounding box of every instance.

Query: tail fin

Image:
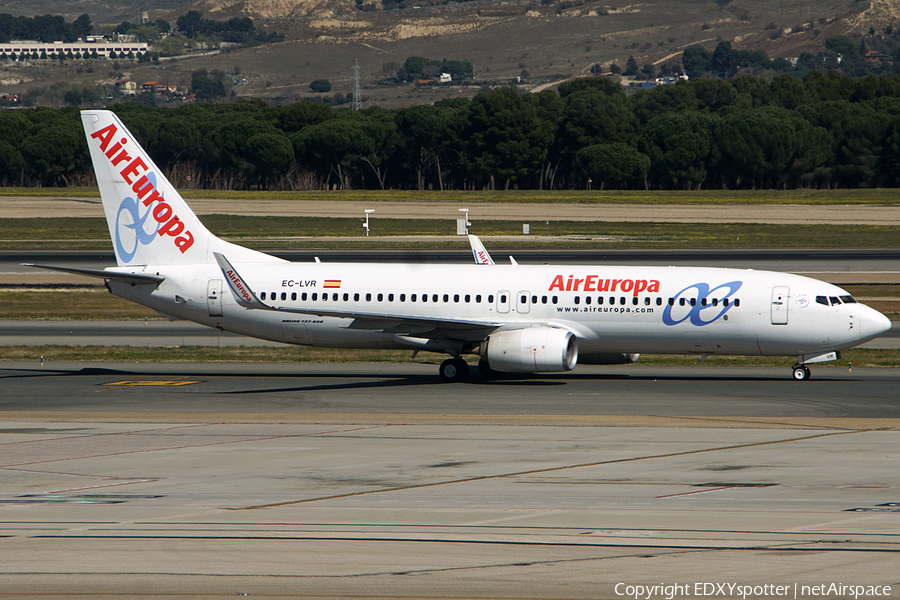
[81,110,281,267]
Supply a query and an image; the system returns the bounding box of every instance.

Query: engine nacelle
[481,327,578,373]
[579,353,641,365]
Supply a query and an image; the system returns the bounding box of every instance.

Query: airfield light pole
[364,209,374,236]
[459,208,470,235]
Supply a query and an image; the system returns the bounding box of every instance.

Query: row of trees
[0,13,92,44]
[7,70,900,190]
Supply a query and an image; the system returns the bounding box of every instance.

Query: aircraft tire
[792,365,811,381]
[439,358,469,382]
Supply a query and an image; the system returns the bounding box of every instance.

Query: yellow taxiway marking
[102,380,199,387]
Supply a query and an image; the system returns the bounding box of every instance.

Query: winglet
[468,235,495,265]
[213,252,267,309]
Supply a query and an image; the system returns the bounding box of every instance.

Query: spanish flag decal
[323,280,342,288]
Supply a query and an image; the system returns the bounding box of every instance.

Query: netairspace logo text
[614,582,892,600]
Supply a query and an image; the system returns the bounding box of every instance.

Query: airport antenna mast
[352,60,361,111]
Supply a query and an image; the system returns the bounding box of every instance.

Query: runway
[1,362,899,598]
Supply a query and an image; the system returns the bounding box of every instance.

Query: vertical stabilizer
[81,110,281,267]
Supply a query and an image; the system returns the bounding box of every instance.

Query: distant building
[0,40,148,61]
[865,51,894,66]
[439,72,452,83]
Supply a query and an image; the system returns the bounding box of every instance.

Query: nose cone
[860,306,893,340]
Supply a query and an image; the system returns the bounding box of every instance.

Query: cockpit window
[816,295,828,306]
[840,295,857,304]
[829,296,841,305]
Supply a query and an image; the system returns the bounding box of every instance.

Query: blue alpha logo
[114,172,161,262]
[662,281,743,326]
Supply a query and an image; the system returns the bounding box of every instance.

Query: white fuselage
[108,261,890,358]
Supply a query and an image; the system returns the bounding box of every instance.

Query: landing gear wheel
[439,358,470,382]
[792,365,811,381]
[478,359,501,379]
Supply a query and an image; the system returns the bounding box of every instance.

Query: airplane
[26,110,893,382]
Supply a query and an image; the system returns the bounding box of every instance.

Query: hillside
[0,0,891,108]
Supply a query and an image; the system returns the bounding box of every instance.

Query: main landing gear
[439,357,470,382]
[792,364,811,381]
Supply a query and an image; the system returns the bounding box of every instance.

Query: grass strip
[4,188,900,205]
[1,216,899,250]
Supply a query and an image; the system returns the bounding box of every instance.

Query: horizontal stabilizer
[22,264,165,284]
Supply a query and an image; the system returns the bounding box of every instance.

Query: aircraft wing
[22,264,165,284]
[213,252,501,337]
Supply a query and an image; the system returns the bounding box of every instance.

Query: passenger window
[632,297,638,306]
[466,295,471,303]
[690,298,696,306]
[531,295,537,304]
[542,296,548,304]
[366,293,371,301]
[378,293,383,302]
[411,294,416,302]
[312,293,318,301]
[644,297,650,306]
[701,298,707,306]
[433,294,439,302]
[422,294,427,302]
[302,293,308,301]
[500,294,507,303]
[620,297,626,305]
[388,293,394,302]
[597,296,604,305]
[261,292,267,300]
[400,294,406,302]
[586,296,591,305]
[343,293,348,301]
[552,296,558,304]
[292,292,297,301]
[712,298,718,306]
[476,295,482,303]
[734,299,740,307]
[454,294,460,303]
[668,298,674,306]
[656,298,662,306]
[443,294,449,303]
[332,293,338,301]
[574,296,580,305]
[488,295,494,303]
[354,293,359,301]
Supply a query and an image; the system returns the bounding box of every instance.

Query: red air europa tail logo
[91,123,194,254]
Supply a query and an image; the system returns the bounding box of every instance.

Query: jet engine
[480,327,578,373]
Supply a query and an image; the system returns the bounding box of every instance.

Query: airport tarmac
[1,363,899,599]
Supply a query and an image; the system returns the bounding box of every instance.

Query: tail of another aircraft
[81,110,280,267]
